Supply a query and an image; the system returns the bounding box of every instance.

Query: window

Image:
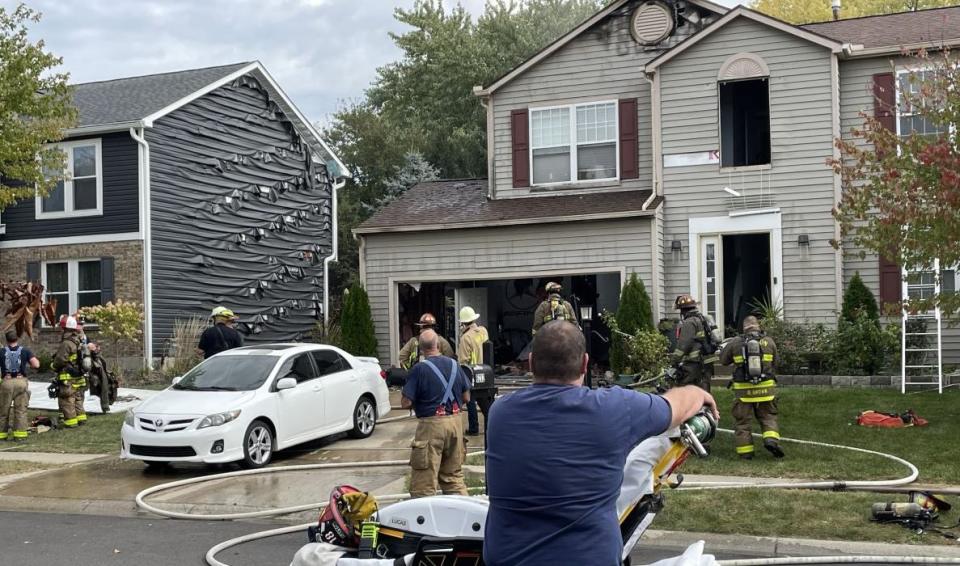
[279,354,319,384]
[42,260,103,322]
[719,79,771,168]
[530,101,618,185]
[37,139,102,219]
[311,350,352,377]
[897,69,949,139]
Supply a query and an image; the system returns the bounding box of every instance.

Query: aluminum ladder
[900,261,944,394]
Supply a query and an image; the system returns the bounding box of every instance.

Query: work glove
[65,364,84,377]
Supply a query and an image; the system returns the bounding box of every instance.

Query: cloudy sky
[9,0,744,125]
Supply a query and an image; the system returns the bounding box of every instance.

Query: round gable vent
[630,1,675,46]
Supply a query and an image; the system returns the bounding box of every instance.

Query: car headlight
[124,410,135,427]
[197,409,241,429]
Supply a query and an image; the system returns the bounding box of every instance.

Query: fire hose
[134,414,960,566]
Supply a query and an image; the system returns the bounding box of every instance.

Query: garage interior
[395,273,622,372]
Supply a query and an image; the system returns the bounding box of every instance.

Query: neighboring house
[357,0,960,369]
[0,62,348,365]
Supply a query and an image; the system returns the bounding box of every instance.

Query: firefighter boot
[764,439,785,458]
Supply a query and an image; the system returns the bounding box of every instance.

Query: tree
[340,283,378,357]
[841,272,880,324]
[371,152,440,212]
[78,300,144,374]
[609,273,654,373]
[0,4,76,211]
[831,50,960,314]
[751,0,960,24]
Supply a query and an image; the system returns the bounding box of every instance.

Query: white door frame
[688,210,784,325]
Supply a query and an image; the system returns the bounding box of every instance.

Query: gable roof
[355,179,660,234]
[474,0,728,97]
[644,6,843,73]
[802,6,960,51]
[66,62,349,178]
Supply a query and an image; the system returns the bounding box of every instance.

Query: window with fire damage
[719,78,770,168]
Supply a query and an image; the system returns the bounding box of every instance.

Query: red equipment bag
[856,409,928,428]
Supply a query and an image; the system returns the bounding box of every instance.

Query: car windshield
[174,355,277,392]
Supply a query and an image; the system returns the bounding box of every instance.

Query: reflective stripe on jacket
[731,379,777,403]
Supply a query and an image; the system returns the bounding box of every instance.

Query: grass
[655,488,958,546]
[681,387,960,485]
[0,460,56,476]
[5,410,126,454]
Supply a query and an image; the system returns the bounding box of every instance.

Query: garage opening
[722,233,771,333]
[395,273,622,372]
[719,78,770,167]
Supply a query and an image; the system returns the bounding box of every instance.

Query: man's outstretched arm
[661,385,719,429]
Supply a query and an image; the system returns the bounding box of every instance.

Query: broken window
[719,78,770,168]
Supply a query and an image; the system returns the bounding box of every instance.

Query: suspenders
[424,358,459,409]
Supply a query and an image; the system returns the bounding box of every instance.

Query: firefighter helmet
[459,306,480,324]
[416,313,437,328]
[545,281,562,293]
[211,306,235,320]
[743,315,760,332]
[674,295,698,310]
[59,315,79,330]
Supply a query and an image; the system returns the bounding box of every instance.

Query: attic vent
[718,53,770,81]
[630,1,675,46]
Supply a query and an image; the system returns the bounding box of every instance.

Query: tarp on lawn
[27,381,161,415]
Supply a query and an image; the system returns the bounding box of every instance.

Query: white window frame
[529,100,620,187]
[895,67,957,140]
[41,259,103,326]
[36,138,104,219]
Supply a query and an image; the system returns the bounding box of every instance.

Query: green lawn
[681,387,959,485]
[655,488,958,546]
[5,410,125,454]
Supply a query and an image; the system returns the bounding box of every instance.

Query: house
[356,0,960,372]
[0,62,348,365]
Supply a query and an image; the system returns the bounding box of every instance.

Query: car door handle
[312,385,322,392]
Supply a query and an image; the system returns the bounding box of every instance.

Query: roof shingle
[356,179,658,233]
[802,6,960,49]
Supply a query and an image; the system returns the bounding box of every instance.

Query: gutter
[129,127,154,368]
[840,39,960,59]
[323,176,346,328]
[66,121,143,138]
[353,208,657,235]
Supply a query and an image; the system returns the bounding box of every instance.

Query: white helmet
[459,306,480,324]
[59,315,79,330]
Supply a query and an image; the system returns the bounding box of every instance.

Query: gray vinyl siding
[658,17,840,324]
[147,74,333,354]
[1,132,139,240]
[362,217,653,363]
[838,56,960,363]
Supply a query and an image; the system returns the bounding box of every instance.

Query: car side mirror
[276,377,297,391]
[172,376,182,385]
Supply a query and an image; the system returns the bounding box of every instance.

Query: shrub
[603,310,668,378]
[610,273,654,373]
[829,311,888,375]
[340,283,378,357]
[760,318,833,375]
[78,299,143,375]
[841,272,880,324]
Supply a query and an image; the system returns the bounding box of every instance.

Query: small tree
[340,283,378,357]
[609,273,654,374]
[841,272,880,324]
[78,299,144,373]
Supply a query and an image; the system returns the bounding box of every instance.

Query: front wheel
[241,419,274,469]
[348,397,376,439]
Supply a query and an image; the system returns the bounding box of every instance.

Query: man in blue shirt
[401,329,472,498]
[484,320,719,566]
[0,330,40,441]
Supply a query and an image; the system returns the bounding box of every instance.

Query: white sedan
[120,344,391,468]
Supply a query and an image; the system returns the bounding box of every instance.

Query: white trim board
[0,232,142,249]
[687,210,784,317]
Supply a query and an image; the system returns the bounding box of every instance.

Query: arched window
[718,53,771,168]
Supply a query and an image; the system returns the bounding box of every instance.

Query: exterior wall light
[671,240,683,252]
[798,234,810,246]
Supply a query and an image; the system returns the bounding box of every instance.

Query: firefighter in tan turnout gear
[532,282,576,335]
[719,315,784,460]
[457,306,488,436]
[398,313,455,370]
[51,315,86,428]
[670,295,719,392]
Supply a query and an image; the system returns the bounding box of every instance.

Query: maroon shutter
[618,98,639,180]
[874,73,900,303]
[511,109,530,188]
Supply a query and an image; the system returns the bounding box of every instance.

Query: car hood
[135,389,257,416]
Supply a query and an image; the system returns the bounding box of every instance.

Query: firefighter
[457,306,488,436]
[0,330,39,441]
[397,313,455,370]
[51,315,85,428]
[197,306,244,359]
[669,295,718,392]
[532,282,576,335]
[719,315,784,460]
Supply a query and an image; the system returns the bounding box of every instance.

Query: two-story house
[0,62,348,366]
[357,1,960,370]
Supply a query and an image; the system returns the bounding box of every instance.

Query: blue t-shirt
[484,384,673,566]
[402,356,471,418]
[1,345,34,377]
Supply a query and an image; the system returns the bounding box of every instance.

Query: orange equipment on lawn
[856,409,928,428]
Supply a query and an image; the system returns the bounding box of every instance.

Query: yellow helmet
[459,306,480,324]
[211,306,235,319]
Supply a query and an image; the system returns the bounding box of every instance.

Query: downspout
[641,70,662,211]
[322,176,346,328]
[479,95,494,200]
[129,127,153,368]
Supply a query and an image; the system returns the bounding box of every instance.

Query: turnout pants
[74,385,87,424]
[732,398,779,455]
[409,415,468,498]
[0,377,30,439]
[58,382,78,428]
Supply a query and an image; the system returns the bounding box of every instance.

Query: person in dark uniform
[669,295,716,392]
[197,306,244,359]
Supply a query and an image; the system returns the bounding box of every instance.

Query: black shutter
[511,109,530,188]
[100,256,115,304]
[26,262,40,284]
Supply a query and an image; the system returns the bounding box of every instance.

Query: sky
[7,0,744,126]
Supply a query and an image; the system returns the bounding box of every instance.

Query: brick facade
[0,240,145,362]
